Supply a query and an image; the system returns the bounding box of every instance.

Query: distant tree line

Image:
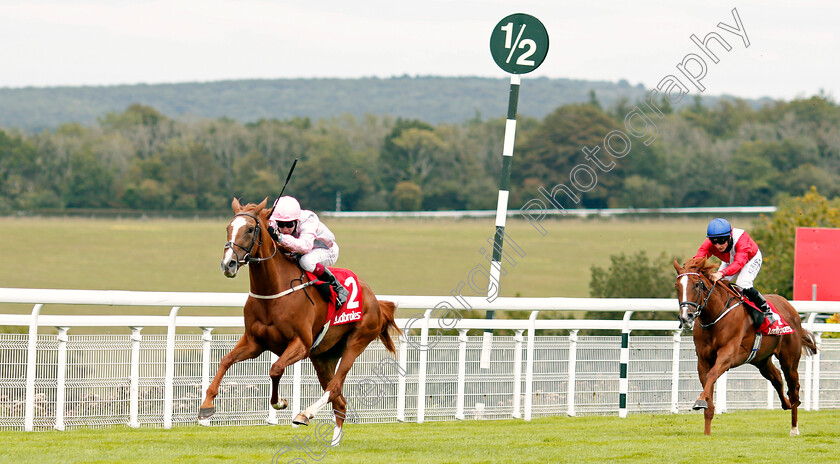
[1,94,839,214]
[0,77,659,131]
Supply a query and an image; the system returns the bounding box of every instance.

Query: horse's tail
[377,300,401,354]
[801,329,819,357]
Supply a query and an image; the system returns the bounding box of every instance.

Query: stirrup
[334,285,349,308]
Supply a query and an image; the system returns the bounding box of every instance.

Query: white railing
[321,206,777,219]
[0,287,838,431]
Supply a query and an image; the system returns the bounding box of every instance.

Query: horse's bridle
[677,272,742,329]
[224,212,277,265]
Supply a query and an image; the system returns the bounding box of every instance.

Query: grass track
[0,410,837,463]
[0,216,711,312]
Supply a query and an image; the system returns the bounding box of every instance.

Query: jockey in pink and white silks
[693,218,784,333]
[269,196,349,308]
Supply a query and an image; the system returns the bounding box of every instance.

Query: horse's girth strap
[745,334,762,364]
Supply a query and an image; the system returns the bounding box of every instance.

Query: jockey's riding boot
[742,287,774,330]
[316,266,349,308]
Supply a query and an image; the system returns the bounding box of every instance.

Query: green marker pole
[482,13,549,418]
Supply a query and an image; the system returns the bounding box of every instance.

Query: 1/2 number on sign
[489,13,549,75]
[499,22,536,66]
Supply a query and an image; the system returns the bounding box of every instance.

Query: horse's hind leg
[755,358,790,410]
[298,354,347,446]
[295,336,370,432]
[269,338,309,411]
[199,334,263,420]
[778,349,803,436]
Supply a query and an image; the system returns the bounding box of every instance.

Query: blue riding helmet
[706,218,732,238]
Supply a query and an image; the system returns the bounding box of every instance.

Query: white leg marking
[302,390,331,419]
[790,426,800,437]
[331,425,343,446]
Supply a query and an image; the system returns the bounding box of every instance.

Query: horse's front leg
[199,334,263,420]
[693,355,712,410]
[694,346,737,435]
[269,337,309,411]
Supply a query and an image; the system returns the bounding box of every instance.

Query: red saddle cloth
[305,267,364,326]
[742,298,794,336]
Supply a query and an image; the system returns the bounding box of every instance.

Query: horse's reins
[248,278,316,300]
[677,272,744,329]
[226,212,316,301]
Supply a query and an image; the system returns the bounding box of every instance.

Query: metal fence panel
[1,332,838,430]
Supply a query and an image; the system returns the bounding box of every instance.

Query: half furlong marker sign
[478,13,549,417]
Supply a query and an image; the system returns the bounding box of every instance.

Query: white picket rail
[1,287,838,431]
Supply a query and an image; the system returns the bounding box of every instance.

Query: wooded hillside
[1,91,836,214]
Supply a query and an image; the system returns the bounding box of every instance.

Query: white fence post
[512,329,524,419]
[24,304,43,432]
[163,306,181,429]
[524,311,539,421]
[670,330,681,414]
[456,329,468,420]
[766,377,774,409]
[397,331,407,422]
[129,327,143,428]
[813,332,822,411]
[292,359,302,424]
[416,309,432,424]
[54,327,69,431]
[619,311,633,418]
[804,313,816,410]
[718,371,727,413]
[567,329,578,417]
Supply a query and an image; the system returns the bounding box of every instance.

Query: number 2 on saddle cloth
[304,268,364,326]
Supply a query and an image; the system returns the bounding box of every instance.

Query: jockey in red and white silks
[269,196,348,307]
[693,218,786,334]
[694,227,762,289]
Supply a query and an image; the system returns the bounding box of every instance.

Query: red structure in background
[793,227,840,301]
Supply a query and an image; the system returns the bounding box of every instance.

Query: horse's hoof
[272,398,289,410]
[292,413,309,426]
[790,426,800,437]
[198,407,216,420]
[692,400,708,410]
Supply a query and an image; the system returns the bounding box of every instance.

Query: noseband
[225,212,277,265]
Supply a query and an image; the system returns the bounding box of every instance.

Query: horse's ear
[256,197,268,211]
[231,197,242,212]
[673,258,682,273]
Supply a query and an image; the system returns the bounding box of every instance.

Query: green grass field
[0,409,837,463]
[0,215,712,309]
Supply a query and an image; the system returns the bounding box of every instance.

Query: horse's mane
[683,257,718,278]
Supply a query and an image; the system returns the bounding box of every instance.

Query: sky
[1,0,838,101]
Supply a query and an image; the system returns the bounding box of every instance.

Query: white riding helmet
[269,196,301,222]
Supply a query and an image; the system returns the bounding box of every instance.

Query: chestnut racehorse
[674,257,818,436]
[198,198,400,445]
